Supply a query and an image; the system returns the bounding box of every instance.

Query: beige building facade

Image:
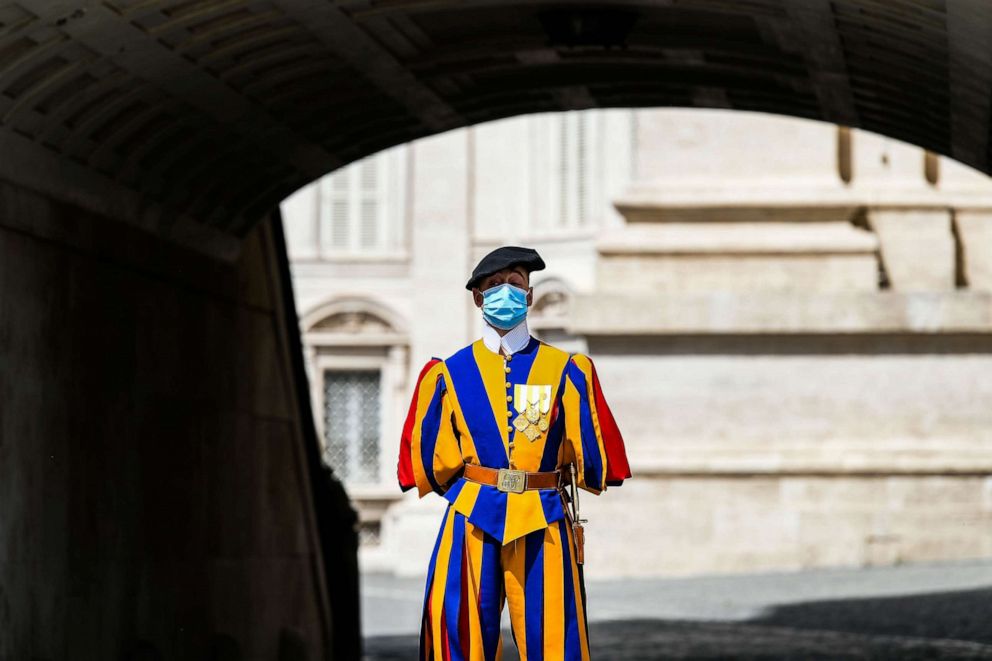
[281,109,992,579]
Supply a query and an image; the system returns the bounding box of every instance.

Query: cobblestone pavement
[362,559,992,659]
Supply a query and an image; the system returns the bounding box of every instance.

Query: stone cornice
[569,291,992,335]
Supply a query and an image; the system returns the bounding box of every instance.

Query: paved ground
[362,559,992,659]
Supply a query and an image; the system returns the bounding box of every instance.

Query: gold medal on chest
[513,414,530,432]
[512,383,553,442]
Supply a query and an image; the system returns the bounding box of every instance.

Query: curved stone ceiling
[0,0,989,256]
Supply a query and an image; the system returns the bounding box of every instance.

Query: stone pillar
[954,209,992,291]
[866,208,955,290]
[410,129,473,356]
[280,180,321,260]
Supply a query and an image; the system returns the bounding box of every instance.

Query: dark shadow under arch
[0,1,990,252]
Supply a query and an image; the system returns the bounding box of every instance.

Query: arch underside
[0,0,987,254]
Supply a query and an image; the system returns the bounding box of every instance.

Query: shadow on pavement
[363,588,992,659]
[750,587,992,645]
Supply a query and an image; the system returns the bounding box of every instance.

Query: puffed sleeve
[561,354,631,494]
[397,359,464,497]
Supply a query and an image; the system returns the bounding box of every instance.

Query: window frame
[308,348,407,492]
[319,367,383,485]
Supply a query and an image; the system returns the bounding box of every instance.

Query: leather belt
[463,464,561,494]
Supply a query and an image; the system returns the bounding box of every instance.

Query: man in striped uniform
[397,246,631,660]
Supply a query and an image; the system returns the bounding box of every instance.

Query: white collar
[481,318,531,356]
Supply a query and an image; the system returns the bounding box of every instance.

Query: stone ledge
[569,291,992,334]
[614,183,992,223]
[627,439,992,476]
[632,457,992,477]
[597,222,879,255]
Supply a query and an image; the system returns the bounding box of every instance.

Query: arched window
[301,298,410,550]
[301,299,408,487]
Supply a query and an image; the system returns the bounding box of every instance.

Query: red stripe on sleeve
[397,359,441,491]
[590,360,631,484]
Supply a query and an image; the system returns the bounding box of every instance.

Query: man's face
[472,266,533,309]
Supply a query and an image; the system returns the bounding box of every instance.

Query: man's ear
[526,287,534,306]
[472,289,483,308]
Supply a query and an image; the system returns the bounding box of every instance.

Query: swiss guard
[397,245,631,661]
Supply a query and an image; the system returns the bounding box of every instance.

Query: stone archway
[1,1,991,251]
[4,1,992,658]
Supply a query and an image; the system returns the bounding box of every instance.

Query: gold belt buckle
[497,468,526,494]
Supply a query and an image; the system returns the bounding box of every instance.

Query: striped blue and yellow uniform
[398,336,630,660]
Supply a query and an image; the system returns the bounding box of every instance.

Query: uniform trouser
[419,506,590,661]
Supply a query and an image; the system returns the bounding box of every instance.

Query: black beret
[465,246,546,290]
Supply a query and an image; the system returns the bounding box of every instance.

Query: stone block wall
[575,338,992,578]
[582,475,992,578]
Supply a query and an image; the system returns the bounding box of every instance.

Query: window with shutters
[317,145,406,256]
[322,370,381,483]
[518,109,632,238]
[557,111,598,228]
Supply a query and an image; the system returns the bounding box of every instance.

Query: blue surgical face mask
[481,283,529,330]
